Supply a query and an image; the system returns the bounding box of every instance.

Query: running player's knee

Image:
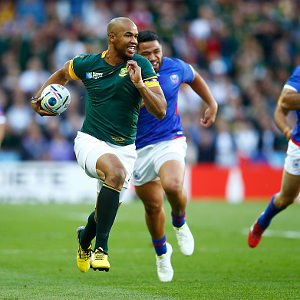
[163,178,183,196]
[106,167,126,188]
[144,202,162,216]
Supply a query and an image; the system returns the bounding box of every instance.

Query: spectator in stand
[16,0,46,26]
[0,0,299,164]
[6,89,32,135]
[19,56,50,95]
[53,26,86,69]
[21,121,48,160]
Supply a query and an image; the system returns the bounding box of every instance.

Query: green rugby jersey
[69,51,159,145]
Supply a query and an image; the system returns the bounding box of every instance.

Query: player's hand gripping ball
[41,84,71,114]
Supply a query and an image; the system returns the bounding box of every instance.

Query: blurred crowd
[0,0,299,166]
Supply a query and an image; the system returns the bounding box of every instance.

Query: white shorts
[132,137,187,186]
[284,139,300,175]
[74,131,137,191]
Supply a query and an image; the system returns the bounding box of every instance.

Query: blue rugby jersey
[135,57,194,149]
[283,65,300,145]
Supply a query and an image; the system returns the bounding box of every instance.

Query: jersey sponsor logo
[170,73,179,84]
[85,72,103,79]
[111,136,125,143]
[119,68,128,77]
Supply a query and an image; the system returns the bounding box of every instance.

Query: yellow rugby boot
[91,247,110,272]
[76,226,92,273]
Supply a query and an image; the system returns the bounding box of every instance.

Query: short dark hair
[137,30,160,44]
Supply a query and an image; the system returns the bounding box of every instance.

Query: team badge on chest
[170,73,179,84]
[119,68,128,77]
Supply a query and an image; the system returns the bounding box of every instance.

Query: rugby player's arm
[280,88,300,110]
[31,61,73,116]
[274,88,295,140]
[126,60,166,120]
[188,69,218,127]
[137,85,166,120]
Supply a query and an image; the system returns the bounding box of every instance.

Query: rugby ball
[41,84,71,114]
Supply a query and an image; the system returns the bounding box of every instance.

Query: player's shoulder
[162,56,190,70]
[73,53,100,63]
[133,53,151,65]
[165,56,184,64]
[166,56,188,65]
[290,65,300,77]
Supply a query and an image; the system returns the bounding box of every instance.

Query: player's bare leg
[136,181,165,240]
[135,182,173,282]
[248,170,300,248]
[273,171,300,209]
[159,160,194,256]
[159,160,186,217]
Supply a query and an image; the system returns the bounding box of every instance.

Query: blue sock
[152,235,167,256]
[257,195,284,229]
[171,211,186,228]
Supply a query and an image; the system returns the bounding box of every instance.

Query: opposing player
[248,65,300,248]
[133,31,218,282]
[31,18,166,272]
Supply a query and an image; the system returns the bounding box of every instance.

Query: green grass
[0,200,300,299]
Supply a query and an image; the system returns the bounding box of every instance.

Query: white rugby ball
[41,84,71,114]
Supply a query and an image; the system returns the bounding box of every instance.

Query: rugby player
[134,31,218,282]
[248,66,300,248]
[31,18,166,272]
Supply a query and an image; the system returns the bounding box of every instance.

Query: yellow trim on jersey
[69,59,80,80]
[103,183,121,193]
[143,76,158,81]
[277,92,283,105]
[101,50,108,58]
[144,81,160,88]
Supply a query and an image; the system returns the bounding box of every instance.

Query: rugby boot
[91,247,110,272]
[156,242,173,282]
[174,223,194,256]
[76,226,92,272]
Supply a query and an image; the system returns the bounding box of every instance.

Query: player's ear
[108,33,116,43]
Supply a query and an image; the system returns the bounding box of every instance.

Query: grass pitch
[0,200,300,299]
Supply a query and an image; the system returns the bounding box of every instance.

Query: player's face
[114,24,138,59]
[137,40,163,72]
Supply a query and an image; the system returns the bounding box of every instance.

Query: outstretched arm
[126,60,166,120]
[31,61,72,116]
[188,69,218,127]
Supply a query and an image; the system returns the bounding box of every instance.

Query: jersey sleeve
[284,66,300,93]
[69,55,91,81]
[176,58,194,84]
[139,57,160,88]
